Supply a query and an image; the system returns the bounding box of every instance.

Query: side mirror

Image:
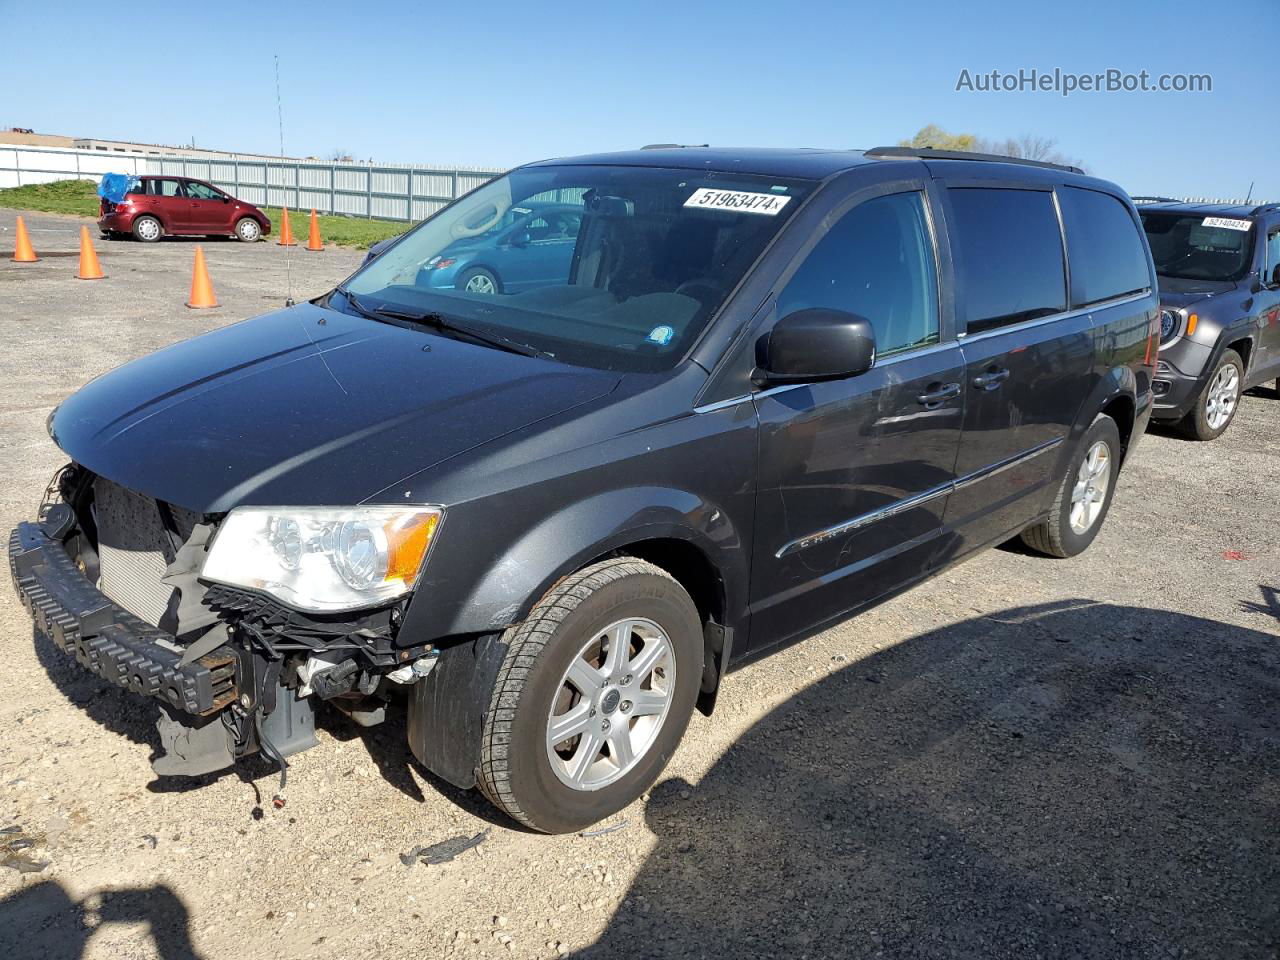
[508,231,531,248]
[222,195,231,203]
[755,308,877,385]
[1271,264,1280,288]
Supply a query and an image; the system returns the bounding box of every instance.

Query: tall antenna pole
[274,55,295,306]
[1244,181,1254,204]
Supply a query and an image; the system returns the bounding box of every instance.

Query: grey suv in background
[13,146,1158,832]
[1137,200,1280,439]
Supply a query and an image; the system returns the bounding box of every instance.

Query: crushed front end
[9,464,438,780]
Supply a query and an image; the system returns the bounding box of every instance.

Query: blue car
[363,203,583,296]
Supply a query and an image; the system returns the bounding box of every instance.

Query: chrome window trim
[959,289,1149,344]
[774,435,1064,559]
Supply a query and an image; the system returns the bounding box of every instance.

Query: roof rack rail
[640,143,710,150]
[1131,196,1181,204]
[864,146,1083,175]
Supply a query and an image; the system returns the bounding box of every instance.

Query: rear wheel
[1181,349,1242,440]
[1022,415,1121,558]
[478,558,702,833]
[132,216,162,243]
[234,217,261,243]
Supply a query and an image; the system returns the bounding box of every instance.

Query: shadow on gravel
[30,626,158,748]
[0,880,201,959]
[575,599,1280,959]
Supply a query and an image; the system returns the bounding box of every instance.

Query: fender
[402,484,750,645]
[1054,364,1137,477]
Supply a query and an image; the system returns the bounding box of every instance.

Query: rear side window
[1059,187,1150,305]
[153,179,184,198]
[777,191,939,356]
[948,188,1066,334]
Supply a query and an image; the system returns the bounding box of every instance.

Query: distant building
[1,128,305,162]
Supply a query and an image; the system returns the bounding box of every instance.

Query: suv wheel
[132,215,163,243]
[478,558,702,833]
[1022,415,1121,558]
[1182,349,1242,440]
[234,217,261,243]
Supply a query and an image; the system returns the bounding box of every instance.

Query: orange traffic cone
[186,245,218,308]
[12,215,38,262]
[278,206,297,246]
[76,226,106,280]
[305,209,323,251]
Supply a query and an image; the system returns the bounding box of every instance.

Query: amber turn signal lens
[385,512,441,584]
[1186,313,1198,336]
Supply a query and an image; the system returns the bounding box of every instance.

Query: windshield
[1140,212,1256,282]
[342,164,814,371]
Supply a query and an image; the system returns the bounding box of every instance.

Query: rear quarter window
[947,188,1066,334]
[1059,187,1151,306]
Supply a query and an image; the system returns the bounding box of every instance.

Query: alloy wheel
[1069,440,1111,535]
[465,273,497,295]
[545,617,675,791]
[1204,363,1239,431]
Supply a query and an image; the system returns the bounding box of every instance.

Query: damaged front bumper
[9,522,238,714]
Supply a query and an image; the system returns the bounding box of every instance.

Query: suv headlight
[202,506,443,613]
[1159,309,1181,343]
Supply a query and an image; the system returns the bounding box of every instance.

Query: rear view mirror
[755,308,877,385]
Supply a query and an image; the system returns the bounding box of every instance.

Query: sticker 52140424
[684,187,792,215]
[1202,216,1252,231]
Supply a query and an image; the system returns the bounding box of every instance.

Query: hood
[1157,275,1238,311]
[51,303,619,512]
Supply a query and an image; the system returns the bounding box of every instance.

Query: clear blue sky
[5,0,1277,199]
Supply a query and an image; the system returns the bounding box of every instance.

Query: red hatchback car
[98,176,272,243]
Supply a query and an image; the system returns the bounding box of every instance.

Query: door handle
[972,368,1010,390]
[917,382,961,406]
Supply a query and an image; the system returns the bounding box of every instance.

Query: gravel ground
[1,209,1277,960]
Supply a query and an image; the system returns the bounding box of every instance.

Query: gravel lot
[1,209,1277,960]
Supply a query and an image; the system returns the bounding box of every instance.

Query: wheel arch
[1062,365,1138,470]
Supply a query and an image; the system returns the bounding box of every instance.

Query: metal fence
[0,144,505,222]
[3,144,1275,221]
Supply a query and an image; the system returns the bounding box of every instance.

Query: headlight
[1159,309,1180,343]
[202,506,443,612]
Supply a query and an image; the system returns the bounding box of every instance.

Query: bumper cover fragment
[9,522,236,715]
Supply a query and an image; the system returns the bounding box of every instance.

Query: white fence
[0,144,505,222]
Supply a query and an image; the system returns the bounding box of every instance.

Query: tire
[457,266,501,296]
[1180,349,1242,441]
[478,557,703,833]
[234,217,261,243]
[132,215,163,243]
[1021,415,1121,559]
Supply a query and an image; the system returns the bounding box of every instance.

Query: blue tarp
[98,173,139,204]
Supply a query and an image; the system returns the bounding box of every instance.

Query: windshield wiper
[337,288,551,360]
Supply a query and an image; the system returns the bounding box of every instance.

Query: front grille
[93,479,200,629]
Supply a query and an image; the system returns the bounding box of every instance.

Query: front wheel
[457,266,501,296]
[478,558,703,833]
[234,217,261,243]
[1181,349,1242,440]
[1021,415,1121,558]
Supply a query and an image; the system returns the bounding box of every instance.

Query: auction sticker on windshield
[684,188,792,215]
[1202,217,1251,231]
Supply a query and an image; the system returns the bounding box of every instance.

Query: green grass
[0,179,413,250]
[261,206,410,250]
[0,178,99,216]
